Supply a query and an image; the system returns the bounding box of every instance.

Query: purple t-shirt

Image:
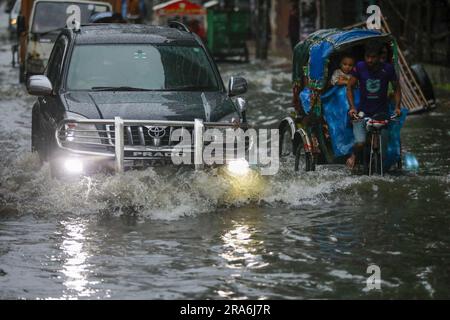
[351,61,397,116]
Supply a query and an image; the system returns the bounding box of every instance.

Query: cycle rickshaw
[279,28,407,175]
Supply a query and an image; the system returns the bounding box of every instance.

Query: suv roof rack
[168,21,190,33]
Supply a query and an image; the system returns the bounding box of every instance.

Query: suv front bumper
[55,117,251,174]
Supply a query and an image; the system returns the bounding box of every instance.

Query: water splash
[0,153,371,220]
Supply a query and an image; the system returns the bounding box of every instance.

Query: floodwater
[0,10,449,299]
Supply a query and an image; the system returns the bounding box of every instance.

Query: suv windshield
[67,44,220,91]
[31,1,109,33]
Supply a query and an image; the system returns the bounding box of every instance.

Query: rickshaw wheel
[363,140,382,175]
[294,144,315,172]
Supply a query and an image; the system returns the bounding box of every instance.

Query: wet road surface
[0,9,449,299]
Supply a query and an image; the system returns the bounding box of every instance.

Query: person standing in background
[125,0,147,23]
[288,3,300,50]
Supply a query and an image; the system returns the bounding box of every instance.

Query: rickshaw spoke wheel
[295,145,315,172]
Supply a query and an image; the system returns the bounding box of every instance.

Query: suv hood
[63,91,237,122]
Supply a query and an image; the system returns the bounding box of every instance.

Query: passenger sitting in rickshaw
[330,55,355,86]
[345,41,402,169]
[309,55,355,142]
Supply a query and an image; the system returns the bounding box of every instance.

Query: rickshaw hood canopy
[293,28,394,90]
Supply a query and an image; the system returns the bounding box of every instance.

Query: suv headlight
[62,112,102,145]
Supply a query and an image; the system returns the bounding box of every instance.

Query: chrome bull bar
[55,117,245,173]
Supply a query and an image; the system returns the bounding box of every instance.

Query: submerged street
[0,10,450,299]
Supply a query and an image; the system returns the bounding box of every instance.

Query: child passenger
[331,55,355,86]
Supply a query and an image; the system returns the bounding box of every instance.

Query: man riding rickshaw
[279,28,407,175]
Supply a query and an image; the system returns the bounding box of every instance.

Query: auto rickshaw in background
[153,0,206,42]
[204,0,250,62]
[16,0,121,83]
[4,0,16,13]
[8,0,21,40]
[278,25,435,175]
[9,0,21,67]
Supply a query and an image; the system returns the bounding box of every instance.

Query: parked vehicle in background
[153,0,206,40]
[8,0,21,39]
[4,0,16,13]
[16,0,121,83]
[204,0,250,62]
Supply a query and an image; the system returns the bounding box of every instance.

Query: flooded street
[1,12,449,299]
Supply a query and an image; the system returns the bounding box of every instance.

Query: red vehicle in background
[152,0,206,41]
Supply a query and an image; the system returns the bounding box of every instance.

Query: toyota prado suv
[27,23,249,177]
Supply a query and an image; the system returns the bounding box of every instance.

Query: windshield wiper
[90,86,156,92]
[90,86,215,92]
[164,85,215,91]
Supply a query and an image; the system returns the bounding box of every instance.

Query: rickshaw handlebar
[351,112,400,131]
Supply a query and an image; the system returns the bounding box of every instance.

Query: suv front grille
[106,125,192,147]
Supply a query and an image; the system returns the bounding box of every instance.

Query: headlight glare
[63,158,83,174]
[226,158,250,176]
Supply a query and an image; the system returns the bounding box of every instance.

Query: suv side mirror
[27,75,53,96]
[17,15,25,34]
[228,76,248,97]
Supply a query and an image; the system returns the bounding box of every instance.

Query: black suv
[27,24,249,176]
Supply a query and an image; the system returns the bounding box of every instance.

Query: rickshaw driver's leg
[346,120,367,169]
